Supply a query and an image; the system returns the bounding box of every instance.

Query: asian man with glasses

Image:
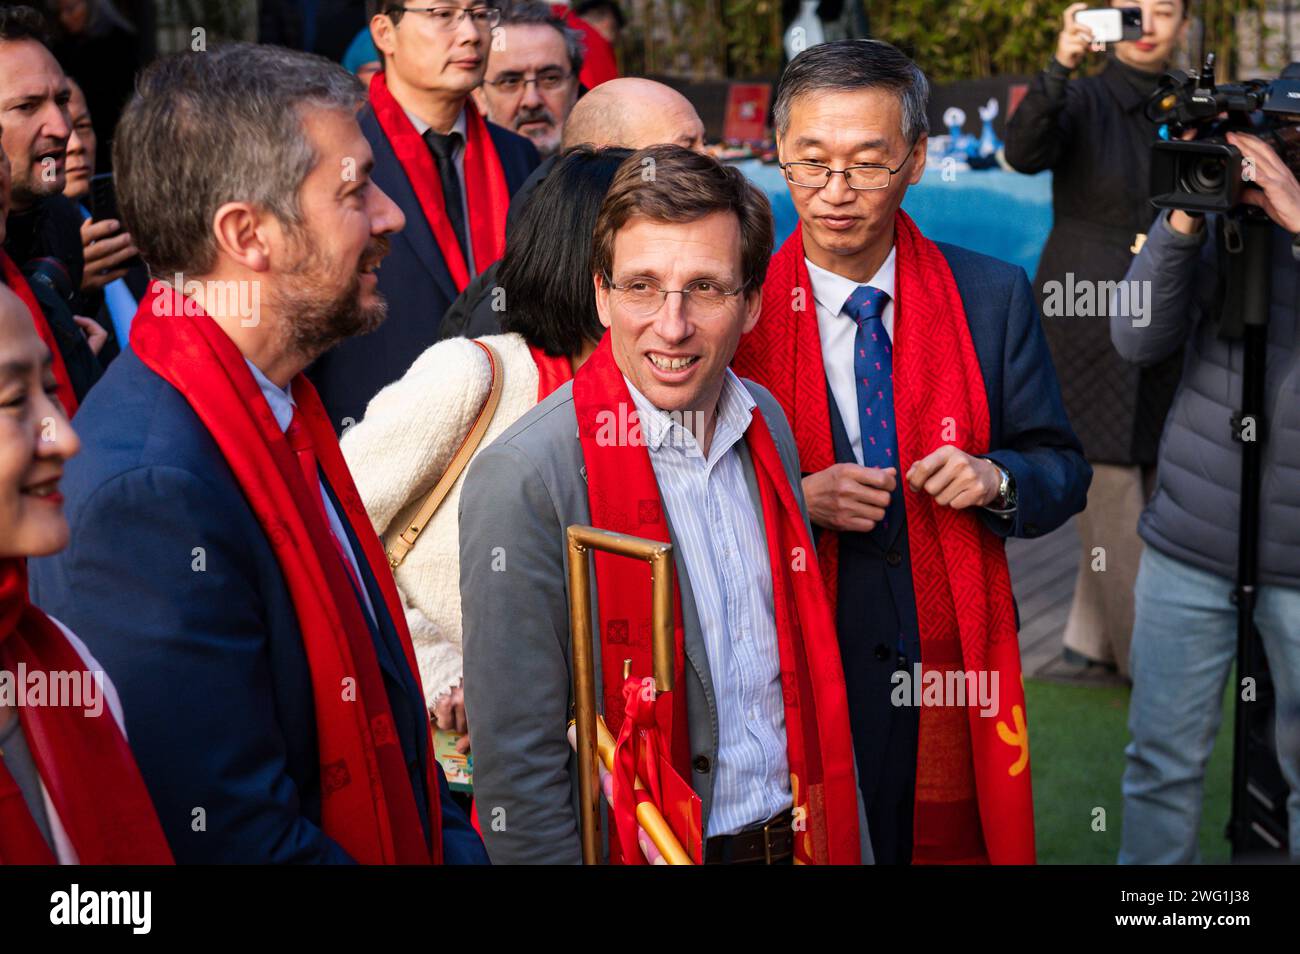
[308,0,541,432]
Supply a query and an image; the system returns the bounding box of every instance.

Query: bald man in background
[559,77,705,152]
[433,77,706,341]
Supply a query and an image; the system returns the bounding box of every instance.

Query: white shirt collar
[404,104,467,142]
[623,368,756,458]
[805,245,897,318]
[245,359,296,434]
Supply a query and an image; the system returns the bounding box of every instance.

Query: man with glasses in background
[733,39,1090,865]
[473,1,582,160]
[309,0,540,431]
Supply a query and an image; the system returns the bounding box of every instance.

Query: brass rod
[566,528,601,866]
[650,549,675,693]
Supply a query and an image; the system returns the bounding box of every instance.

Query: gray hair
[498,0,585,76]
[113,42,365,277]
[773,39,930,145]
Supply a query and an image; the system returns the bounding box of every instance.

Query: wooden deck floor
[1006,517,1081,677]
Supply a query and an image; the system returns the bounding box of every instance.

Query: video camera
[1146,53,1300,213]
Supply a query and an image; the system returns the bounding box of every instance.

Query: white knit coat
[340,332,541,707]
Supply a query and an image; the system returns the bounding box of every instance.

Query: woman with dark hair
[341,145,628,745]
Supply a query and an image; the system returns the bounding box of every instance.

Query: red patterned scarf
[369,72,510,292]
[129,284,442,864]
[0,560,172,864]
[733,212,1035,864]
[0,250,78,417]
[573,335,860,864]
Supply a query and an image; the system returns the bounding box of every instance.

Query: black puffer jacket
[1005,56,1183,465]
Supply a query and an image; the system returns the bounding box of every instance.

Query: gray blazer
[459,377,872,864]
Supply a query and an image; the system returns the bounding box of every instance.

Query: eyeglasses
[779,140,919,191]
[605,276,748,317]
[400,5,501,31]
[484,69,574,94]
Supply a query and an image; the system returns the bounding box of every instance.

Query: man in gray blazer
[460,145,870,865]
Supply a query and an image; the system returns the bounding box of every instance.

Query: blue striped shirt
[624,370,792,837]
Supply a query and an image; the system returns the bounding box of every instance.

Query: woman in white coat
[342,146,631,746]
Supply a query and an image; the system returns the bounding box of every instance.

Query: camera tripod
[1222,210,1290,857]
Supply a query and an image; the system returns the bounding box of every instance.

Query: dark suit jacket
[27,350,488,864]
[828,243,1090,863]
[309,105,539,430]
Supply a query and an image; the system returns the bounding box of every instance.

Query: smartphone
[88,171,143,272]
[89,172,121,224]
[1075,7,1143,44]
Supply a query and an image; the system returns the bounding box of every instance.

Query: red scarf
[573,336,860,864]
[0,560,172,864]
[129,283,442,864]
[0,251,78,417]
[733,213,1035,864]
[527,343,574,401]
[369,72,510,292]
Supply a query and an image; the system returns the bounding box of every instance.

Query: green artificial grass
[1025,678,1234,864]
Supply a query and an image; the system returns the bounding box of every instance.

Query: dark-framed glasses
[400,5,501,31]
[605,276,748,317]
[484,69,574,94]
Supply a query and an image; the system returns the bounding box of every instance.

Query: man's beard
[18,140,68,203]
[514,105,559,156]
[272,235,390,364]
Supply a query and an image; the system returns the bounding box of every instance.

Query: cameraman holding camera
[1112,131,1300,863]
[1005,0,1190,683]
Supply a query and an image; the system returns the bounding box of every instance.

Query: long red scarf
[733,212,1035,864]
[573,336,860,864]
[0,560,172,864]
[369,71,510,292]
[0,251,78,417]
[129,283,442,864]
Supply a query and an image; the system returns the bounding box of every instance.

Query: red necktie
[285,412,367,601]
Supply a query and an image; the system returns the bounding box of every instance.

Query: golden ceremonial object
[566,525,683,865]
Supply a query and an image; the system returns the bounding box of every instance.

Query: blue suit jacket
[308,105,539,431]
[28,350,488,864]
[826,243,1090,860]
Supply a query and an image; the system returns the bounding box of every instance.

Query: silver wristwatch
[983,459,1017,516]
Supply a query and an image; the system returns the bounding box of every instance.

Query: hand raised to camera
[1229,131,1300,234]
[1055,3,1096,71]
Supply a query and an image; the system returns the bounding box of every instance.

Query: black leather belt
[704,809,795,865]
